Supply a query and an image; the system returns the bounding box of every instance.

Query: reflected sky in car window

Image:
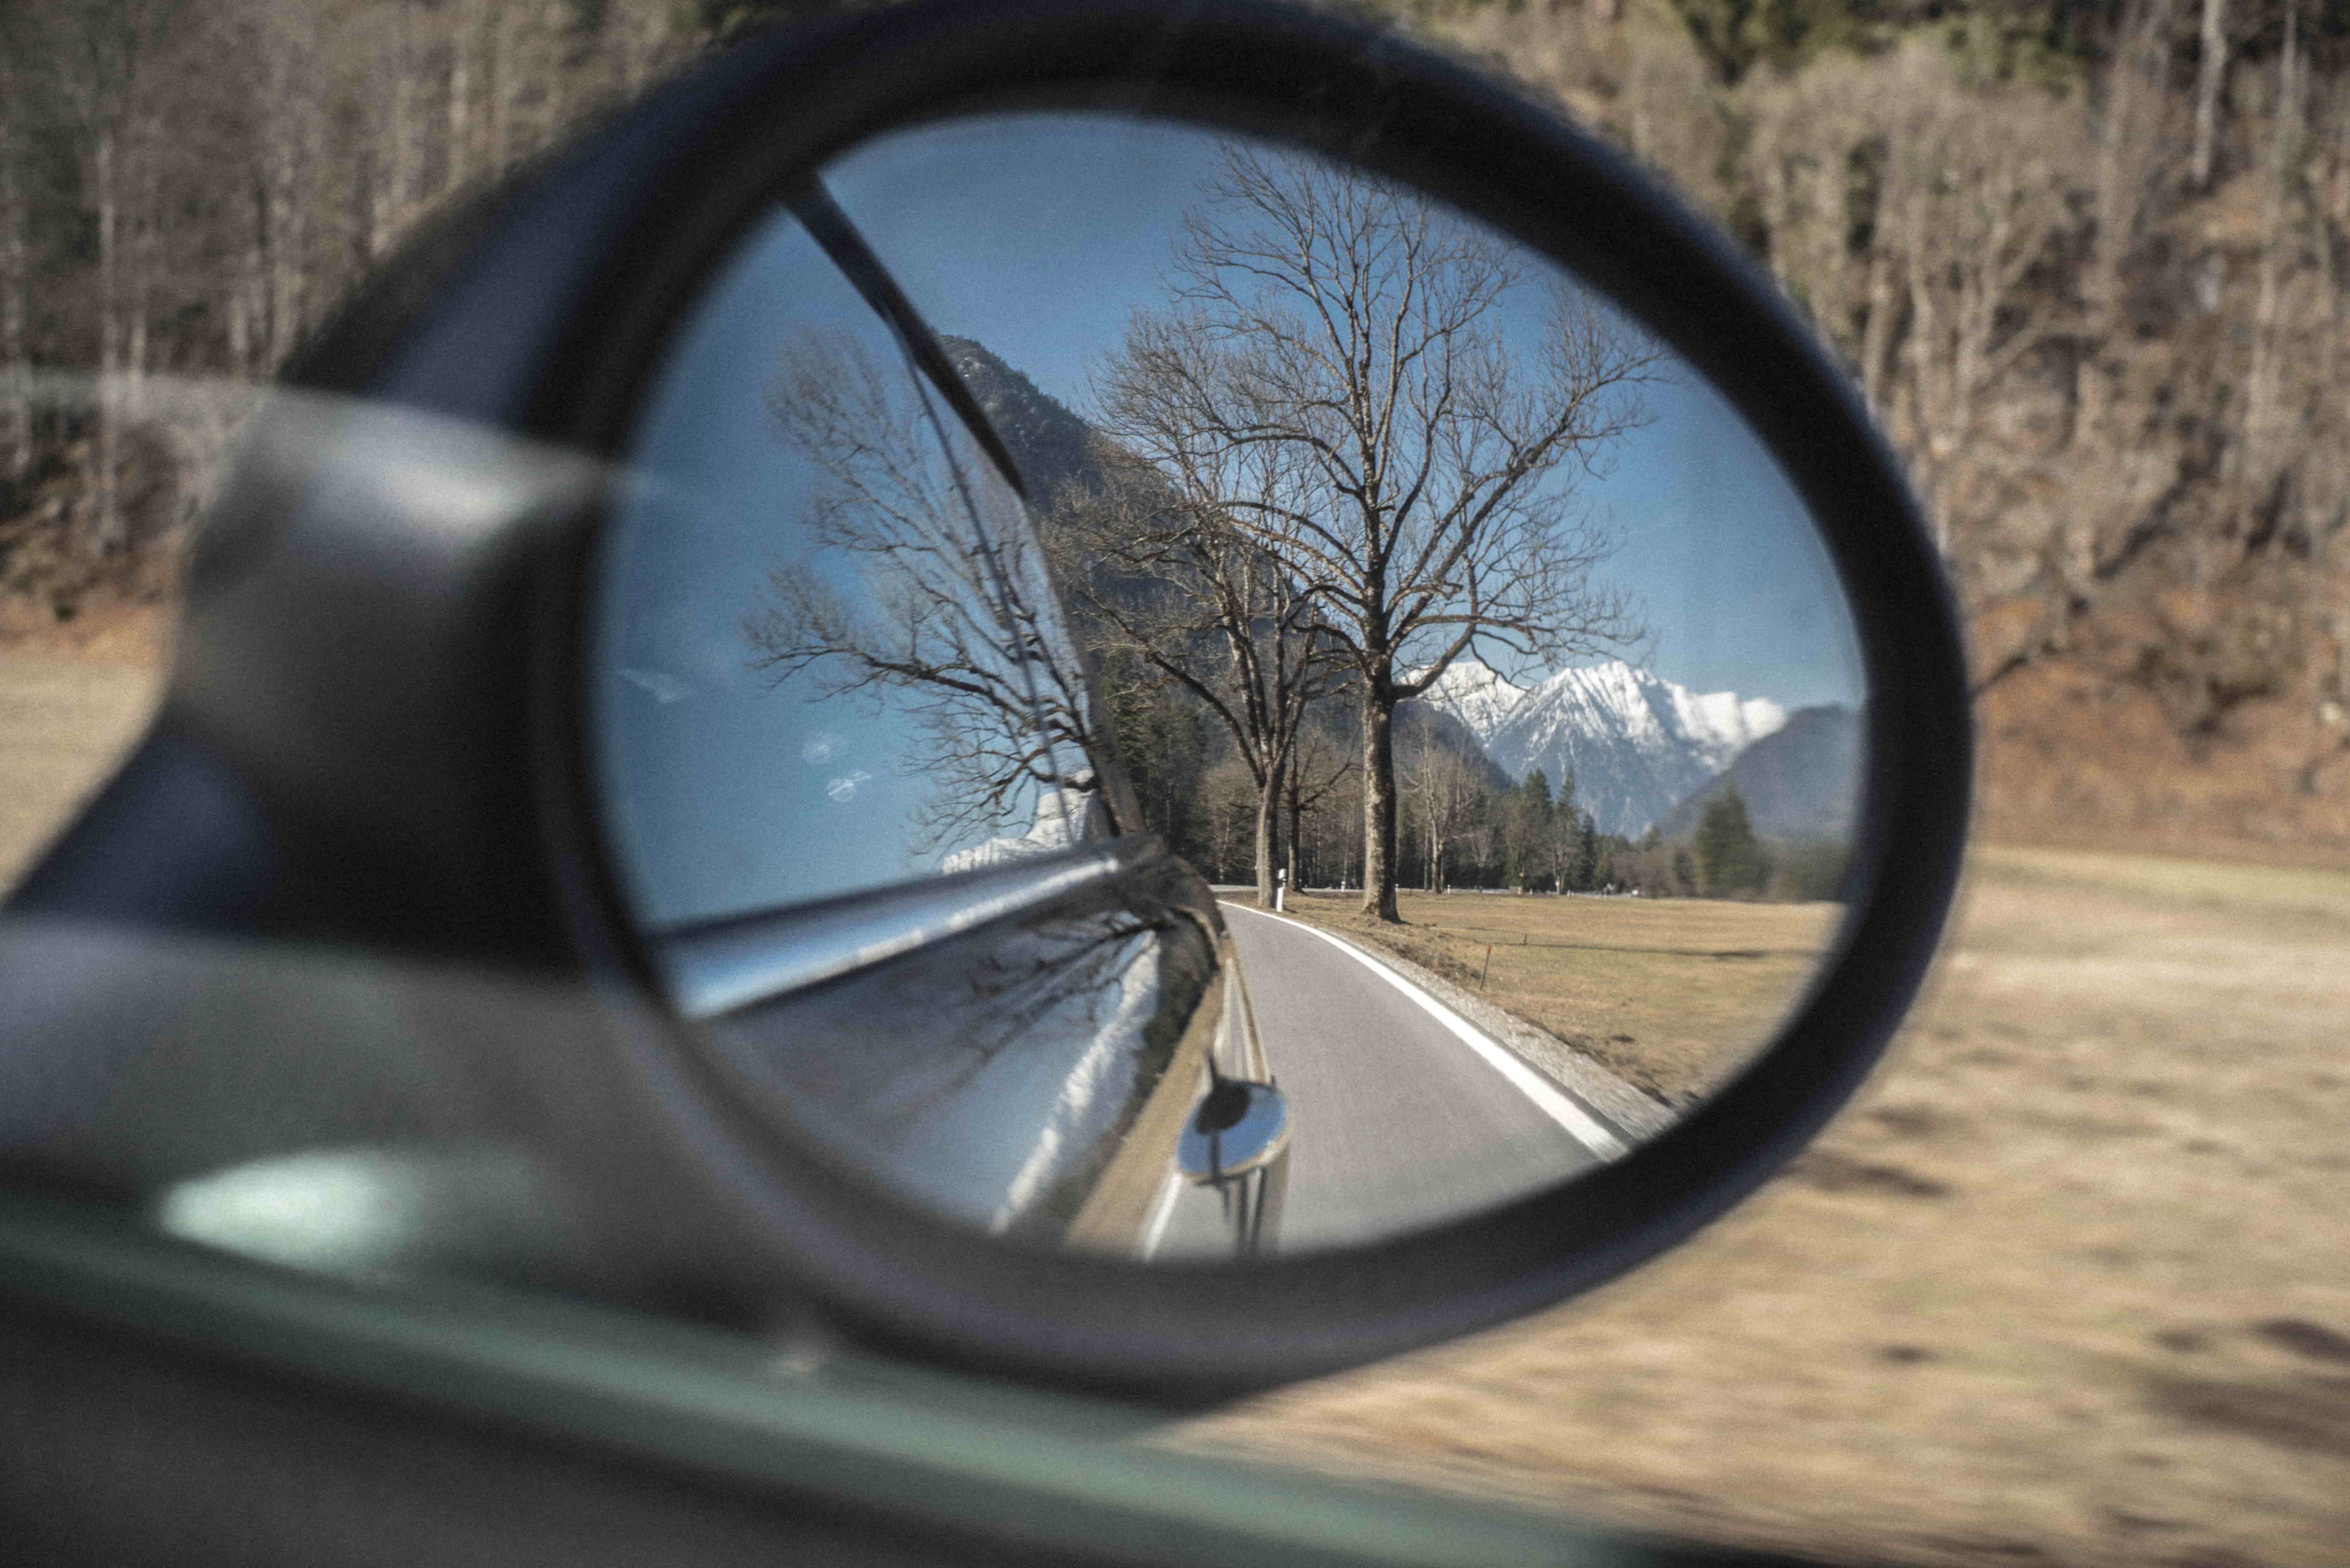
[595,212,1093,932]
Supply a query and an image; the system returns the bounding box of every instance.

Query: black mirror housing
[0,0,1969,1399]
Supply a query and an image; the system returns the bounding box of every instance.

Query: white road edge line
[1221,901,1630,1160]
[1139,1168,1184,1261]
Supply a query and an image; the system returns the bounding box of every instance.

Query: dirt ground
[0,599,168,890]
[1274,888,1843,1109]
[1179,845,2350,1567]
[6,628,2347,1566]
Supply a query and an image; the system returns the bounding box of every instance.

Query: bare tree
[1050,448,1347,906]
[2236,0,2305,498]
[359,0,426,259]
[0,39,31,486]
[1286,716,1363,892]
[742,330,1126,859]
[0,0,771,619]
[38,0,180,558]
[247,1,325,375]
[1886,54,2072,553]
[2081,0,2181,435]
[1096,144,1653,921]
[1402,740,1480,895]
[1281,713,1356,893]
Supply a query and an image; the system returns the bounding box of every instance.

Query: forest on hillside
[4,0,2346,861]
[1412,0,2350,853]
[0,0,823,613]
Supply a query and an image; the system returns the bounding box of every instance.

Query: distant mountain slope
[1653,704,1862,842]
[1414,658,1785,836]
[939,336,1105,501]
[1395,699,1515,793]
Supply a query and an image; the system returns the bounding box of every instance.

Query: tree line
[0,0,825,610]
[766,189,1823,913]
[21,0,2315,890]
[1097,665,1845,902]
[1407,0,2350,800]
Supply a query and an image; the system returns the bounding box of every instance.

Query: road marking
[1221,902,1630,1159]
[1139,1168,1183,1260]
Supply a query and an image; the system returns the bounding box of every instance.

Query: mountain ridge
[1653,704,1861,843]
[1414,657,1786,837]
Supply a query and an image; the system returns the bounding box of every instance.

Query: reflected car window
[594,203,1123,931]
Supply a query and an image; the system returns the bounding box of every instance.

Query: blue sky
[825,111,1863,712]
[596,215,990,928]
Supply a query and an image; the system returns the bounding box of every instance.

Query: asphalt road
[1149,902,1624,1257]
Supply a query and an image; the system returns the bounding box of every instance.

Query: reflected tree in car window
[740,327,1128,870]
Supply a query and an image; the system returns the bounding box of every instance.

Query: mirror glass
[592,113,1864,1261]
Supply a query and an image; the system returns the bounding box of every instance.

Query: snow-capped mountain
[1413,658,1786,836]
[1415,660,1529,743]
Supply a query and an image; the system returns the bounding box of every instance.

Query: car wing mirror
[0,0,1969,1399]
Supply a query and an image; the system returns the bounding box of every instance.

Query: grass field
[1182,845,2350,1567]
[0,652,163,891]
[6,637,2346,1565]
[1272,888,1844,1108]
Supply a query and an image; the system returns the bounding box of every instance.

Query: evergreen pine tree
[1504,767,1554,889]
[1573,810,1601,891]
[1695,786,1767,896]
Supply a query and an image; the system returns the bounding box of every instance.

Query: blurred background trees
[4,0,2346,859]
[1409,0,2350,855]
[0,0,838,614]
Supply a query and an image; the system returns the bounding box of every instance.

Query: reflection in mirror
[599,198,1131,930]
[593,113,1865,1262]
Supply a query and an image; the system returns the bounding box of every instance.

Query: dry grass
[1274,889,1843,1108]
[1178,844,2350,1566]
[0,601,168,892]
[8,629,2347,1565]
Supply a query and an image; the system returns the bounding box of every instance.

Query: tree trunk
[1359,680,1399,922]
[2238,0,2300,489]
[1858,238,1899,428]
[446,0,475,194]
[125,116,155,426]
[2081,0,2177,441]
[0,110,28,484]
[262,94,307,372]
[92,124,122,560]
[1284,762,1303,895]
[1898,186,1947,549]
[1252,748,1284,907]
[2192,0,2226,189]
